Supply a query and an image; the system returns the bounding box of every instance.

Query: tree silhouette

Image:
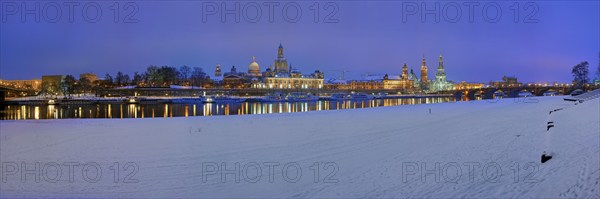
[571,61,589,87]
[61,75,77,96]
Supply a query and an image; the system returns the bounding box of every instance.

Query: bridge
[89,84,600,98]
[3,84,599,102]
[0,85,38,102]
[448,84,600,100]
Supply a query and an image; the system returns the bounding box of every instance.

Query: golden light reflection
[185,105,189,117]
[34,106,39,120]
[128,104,137,118]
[2,96,457,120]
[193,104,196,116]
[164,104,168,117]
[48,105,56,119]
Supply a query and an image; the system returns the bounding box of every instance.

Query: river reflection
[1,97,454,120]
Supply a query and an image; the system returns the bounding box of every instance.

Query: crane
[330,69,349,80]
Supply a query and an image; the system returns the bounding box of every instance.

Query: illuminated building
[382,63,414,90]
[263,76,324,89]
[213,44,324,89]
[409,68,420,88]
[214,64,222,77]
[223,66,247,88]
[454,81,484,90]
[41,75,65,95]
[349,80,384,90]
[262,44,324,89]
[420,55,428,84]
[490,76,522,88]
[273,43,289,74]
[0,79,42,91]
[429,54,453,92]
[247,56,261,78]
[79,73,98,82]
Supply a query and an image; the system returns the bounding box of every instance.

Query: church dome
[248,56,260,74]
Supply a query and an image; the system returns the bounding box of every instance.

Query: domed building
[216,44,324,89]
[248,56,261,77]
[261,43,324,89]
[214,64,222,77]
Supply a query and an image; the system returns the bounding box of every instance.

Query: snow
[1,96,598,198]
[115,86,136,89]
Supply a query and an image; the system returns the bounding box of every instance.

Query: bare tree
[571,61,590,87]
[179,65,192,86]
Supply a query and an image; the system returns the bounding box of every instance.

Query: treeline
[56,65,212,96]
[103,65,210,87]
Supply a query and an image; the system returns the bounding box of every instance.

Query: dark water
[1,97,455,120]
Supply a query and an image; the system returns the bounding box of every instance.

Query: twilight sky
[1,1,598,83]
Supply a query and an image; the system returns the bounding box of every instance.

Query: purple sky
[1,1,599,83]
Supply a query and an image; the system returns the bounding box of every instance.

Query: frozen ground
[1,96,598,198]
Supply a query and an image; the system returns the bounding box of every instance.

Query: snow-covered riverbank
[1,96,598,198]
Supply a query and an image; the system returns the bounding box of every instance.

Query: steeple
[277,43,284,58]
[273,43,289,74]
[438,53,443,69]
[420,55,428,83]
[436,53,446,78]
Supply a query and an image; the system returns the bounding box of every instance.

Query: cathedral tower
[436,54,446,82]
[273,43,289,74]
[420,55,428,83]
[401,63,409,80]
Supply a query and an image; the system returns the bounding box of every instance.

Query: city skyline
[1,1,599,83]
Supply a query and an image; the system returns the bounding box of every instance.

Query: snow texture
[1,96,598,198]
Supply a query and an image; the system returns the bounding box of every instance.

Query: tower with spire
[436,54,446,82]
[273,43,289,75]
[429,53,452,92]
[401,63,409,80]
[277,43,284,58]
[420,55,428,84]
[214,64,222,77]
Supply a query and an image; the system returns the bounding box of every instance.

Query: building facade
[382,63,414,90]
[258,44,324,89]
[429,54,453,92]
[349,80,384,90]
[214,44,324,90]
[263,77,324,89]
